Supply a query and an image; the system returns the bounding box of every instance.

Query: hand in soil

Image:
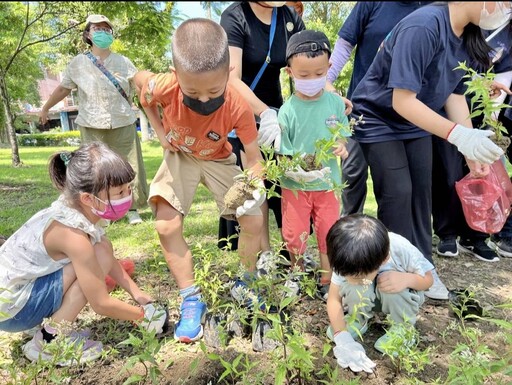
[224,175,266,217]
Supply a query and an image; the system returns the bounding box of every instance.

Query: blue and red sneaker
[174,296,206,343]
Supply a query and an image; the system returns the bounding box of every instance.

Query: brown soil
[493,135,512,155]
[3,243,511,385]
[302,154,322,172]
[224,177,255,210]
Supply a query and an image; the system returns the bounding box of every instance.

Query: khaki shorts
[149,150,261,220]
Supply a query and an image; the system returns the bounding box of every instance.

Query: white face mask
[293,75,327,97]
[264,1,287,7]
[479,2,510,31]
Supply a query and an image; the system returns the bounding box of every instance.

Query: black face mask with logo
[182,93,225,116]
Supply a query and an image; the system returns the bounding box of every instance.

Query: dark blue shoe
[174,296,206,343]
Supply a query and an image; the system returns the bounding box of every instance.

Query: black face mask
[182,93,225,116]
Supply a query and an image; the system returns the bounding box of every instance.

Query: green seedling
[377,316,432,376]
[455,61,511,143]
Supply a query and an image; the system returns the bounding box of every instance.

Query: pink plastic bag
[455,160,512,234]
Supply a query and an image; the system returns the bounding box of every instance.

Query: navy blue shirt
[340,1,431,99]
[351,4,471,143]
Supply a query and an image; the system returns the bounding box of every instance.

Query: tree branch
[5,3,81,74]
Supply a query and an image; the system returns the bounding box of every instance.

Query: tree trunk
[0,74,22,166]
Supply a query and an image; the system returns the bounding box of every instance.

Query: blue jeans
[0,269,63,332]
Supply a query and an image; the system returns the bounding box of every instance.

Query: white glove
[284,166,331,183]
[140,303,168,334]
[447,124,503,164]
[258,108,281,150]
[235,178,266,218]
[333,331,376,373]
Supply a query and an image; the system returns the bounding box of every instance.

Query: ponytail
[48,150,73,191]
[463,23,492,70]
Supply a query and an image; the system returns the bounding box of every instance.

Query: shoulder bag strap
[84,51,131,103]
[249,7,278,91]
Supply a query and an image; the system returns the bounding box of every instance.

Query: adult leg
[404,137,433,264]
[341,137,368,216]
[360,140,414,246]
[432,137,465,242]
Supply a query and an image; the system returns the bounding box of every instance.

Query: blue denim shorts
[0,269,63,332]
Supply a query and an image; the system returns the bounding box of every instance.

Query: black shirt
[220,2,305,108]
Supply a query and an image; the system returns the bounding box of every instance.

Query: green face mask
[91,31,114,49]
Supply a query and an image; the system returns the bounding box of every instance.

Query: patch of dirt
[302,154,322,172]
[492,135,511,155]
[4,245,512,385]
[224,176,256,210]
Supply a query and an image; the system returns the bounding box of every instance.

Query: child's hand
[332,141,349,160]
[135,292,154,306]
[333,331,376,373]
[377,271,410,293]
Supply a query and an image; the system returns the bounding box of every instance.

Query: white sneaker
[126,210,142,225]
[256,250,280,276]
[23,329,103,366]
[425,269,449,300]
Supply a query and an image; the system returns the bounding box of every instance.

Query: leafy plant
[192,243,233,314]
[445,289,512,385]
[266,313,317,385]
[455,61,512,141]
[377,316,432,376]
[117,327,172,385]
[313,115,362,169]
[200,342,262,385]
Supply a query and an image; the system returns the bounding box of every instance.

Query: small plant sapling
[456,61,512,154]
[378,316,432,376]
[311,115,361,171]
[192,243,243,348]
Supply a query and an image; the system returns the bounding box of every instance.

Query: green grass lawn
[0,141,377,254]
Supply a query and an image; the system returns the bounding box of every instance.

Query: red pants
[281,189,340,255]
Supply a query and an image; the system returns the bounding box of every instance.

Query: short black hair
[172,18,229,73]
[326,214,390,277]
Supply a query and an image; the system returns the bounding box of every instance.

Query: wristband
[446,122,457,140]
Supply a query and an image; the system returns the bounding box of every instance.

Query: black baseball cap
[286,30,331,61]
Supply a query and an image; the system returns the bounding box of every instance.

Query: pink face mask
[91,193,133,221]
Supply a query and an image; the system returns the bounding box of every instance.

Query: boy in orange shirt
[133,18,265,343]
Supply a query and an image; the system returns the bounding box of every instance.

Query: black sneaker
[487,237,512,258]
[436,237,459,257]
[458,238,500,262]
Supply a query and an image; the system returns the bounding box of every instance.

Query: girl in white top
[0,142,166,365]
